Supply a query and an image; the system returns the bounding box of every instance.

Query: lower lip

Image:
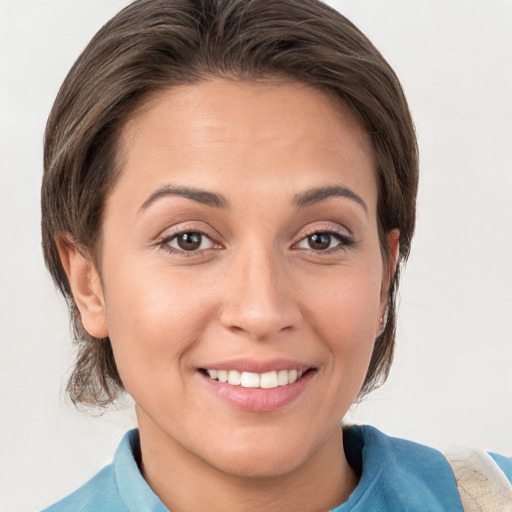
[199,371,314,412]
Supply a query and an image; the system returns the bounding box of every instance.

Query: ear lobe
[56,233,109,339]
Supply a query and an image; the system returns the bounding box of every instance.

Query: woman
[38,0,511,510]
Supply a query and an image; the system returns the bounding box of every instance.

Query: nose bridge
[220,240,300,339]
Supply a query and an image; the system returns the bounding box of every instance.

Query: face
[72,79,397,478]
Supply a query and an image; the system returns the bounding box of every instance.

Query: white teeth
[241,372,260,388]
[260,371,278,389]
[205,368,307,388]
[277,370,289,386]
[228,370,241,385]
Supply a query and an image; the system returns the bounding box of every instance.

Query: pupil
[308,233,330,250]
[177,232,202,251]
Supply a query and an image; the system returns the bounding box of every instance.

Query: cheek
[303,261,382,334]
[101,260,215,396]
[299,259,382,373]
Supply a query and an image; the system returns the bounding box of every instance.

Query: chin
[215,452,307,480]
[201,433,313,479]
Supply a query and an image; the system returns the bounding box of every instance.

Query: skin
[59,79,399,511]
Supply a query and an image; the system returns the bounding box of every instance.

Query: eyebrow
[293,185,368,215]
[139,185,230,212]
[138,183,367,215]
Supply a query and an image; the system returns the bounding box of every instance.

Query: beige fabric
[446,449,512,512]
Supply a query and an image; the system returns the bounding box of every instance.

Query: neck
[136,407,358,512]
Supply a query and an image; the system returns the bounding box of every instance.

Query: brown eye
[164,231,215,253]
[296,230,352,252]
[307,233,332,250]
[176,232,203,251]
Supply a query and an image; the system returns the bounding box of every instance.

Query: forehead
[124,79,372,156]
[113,79,376,214]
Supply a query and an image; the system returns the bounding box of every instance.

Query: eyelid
[156,221,221,242]
[294,223,352,243]
[155,222,224,255]
[292,223,355,252]
[154,221,354,256]
[166,231,214,250]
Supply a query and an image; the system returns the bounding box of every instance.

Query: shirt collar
[113,429,169,512]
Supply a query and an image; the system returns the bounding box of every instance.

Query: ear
[56,233,109,339]
[379,229,400,315]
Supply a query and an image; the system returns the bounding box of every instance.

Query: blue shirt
[41,426,512,511]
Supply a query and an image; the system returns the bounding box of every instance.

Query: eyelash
[157,229,219,257]
[294,227,355,253]
[157,227,355,257]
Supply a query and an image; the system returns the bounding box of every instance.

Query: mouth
[199,368,313,389]
[197,360,316,412]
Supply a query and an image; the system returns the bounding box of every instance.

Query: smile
[198,360,315,412]
[203,369,306,389]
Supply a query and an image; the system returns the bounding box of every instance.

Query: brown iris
[177,232,203,251]
[307,233,332,250]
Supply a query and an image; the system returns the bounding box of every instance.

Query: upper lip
[198,358,314,374]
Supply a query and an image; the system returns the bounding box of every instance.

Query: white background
[0,1,511,511]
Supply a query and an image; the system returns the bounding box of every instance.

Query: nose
[219,246,302,340]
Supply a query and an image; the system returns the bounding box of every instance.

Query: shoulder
[357,424,460,483]
[342,424,512,512]
[342,424,464,511]
[359,424,512,485]
[346,424,456,474]
[40,463,127,512]
[41,429,166,512]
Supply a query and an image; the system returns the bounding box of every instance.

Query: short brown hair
[42,0,418,408]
